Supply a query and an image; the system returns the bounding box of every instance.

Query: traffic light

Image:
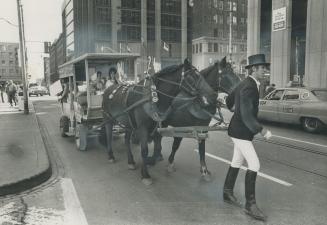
[44,42,51,53]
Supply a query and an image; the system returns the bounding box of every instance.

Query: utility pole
[17,0,29,114]
[229,1,233,63]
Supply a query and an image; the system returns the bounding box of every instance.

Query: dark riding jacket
[226,76,263,141]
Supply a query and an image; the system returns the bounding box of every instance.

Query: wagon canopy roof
[58,53,140,69]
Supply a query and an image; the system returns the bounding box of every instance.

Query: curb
[0,102,52,197]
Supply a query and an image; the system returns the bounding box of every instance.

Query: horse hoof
[156,154,164,162]
[128,164,136,170]
[201,172,212,182]
[108,158,115,163]
[167,163,176,173]
[142,178,153,186]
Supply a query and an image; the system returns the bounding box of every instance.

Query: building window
[218,30,223,37]
[9,60,14,65]
[121,0,141,9]
[233,45,237,53]
[219,44,224,53]
[162,0,181,13]
[199,43,202,53]
[161,15,181,28]
[192,44,195,54]
[232,2,237,11]
[213,14,218,24]
[213,0,218,8]
[219,15,223,24]
[96,0,111,7]
[214,43,218,52]
[9,69,14,73]
[219,1,223,10]
[97,7,111,23]
[161,29,181,42]
[208,43,213,52]
[241,17,245,24]
[233,16,237,25]
[213,28,218,37]
[1,60,5,65]
[242,3,245,13]
[122,10,141,24]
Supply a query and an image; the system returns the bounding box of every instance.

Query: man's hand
[261,128,272,140]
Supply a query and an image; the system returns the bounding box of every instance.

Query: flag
[163,42,169,52]
[126,45,132,53]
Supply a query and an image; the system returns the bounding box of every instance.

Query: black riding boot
[223,166,241,206]
[244,170,267,221]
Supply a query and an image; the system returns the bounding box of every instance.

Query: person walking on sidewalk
[0,83,5,103]
[5,80,17,107]
[222,54,272,221]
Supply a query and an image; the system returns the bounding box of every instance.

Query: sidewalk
[0,101,51,196]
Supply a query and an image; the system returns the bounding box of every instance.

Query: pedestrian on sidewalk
[5,80,17,107]
[0,83,5,103]
[222,54,272,221]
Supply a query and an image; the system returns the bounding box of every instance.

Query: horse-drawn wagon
[58,53,139,151]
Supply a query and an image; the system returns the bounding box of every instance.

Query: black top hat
[245,54,270,69]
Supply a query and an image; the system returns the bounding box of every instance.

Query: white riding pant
[230,137,260,172]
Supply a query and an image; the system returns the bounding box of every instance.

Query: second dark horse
[152,57,241,181]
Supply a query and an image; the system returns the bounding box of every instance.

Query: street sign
[272,7,287,32]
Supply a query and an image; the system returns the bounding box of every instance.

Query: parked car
[258,87,327,133]
[28,86,49,97]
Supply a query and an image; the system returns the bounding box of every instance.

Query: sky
[0,0,63,81]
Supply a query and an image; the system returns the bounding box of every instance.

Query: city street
[1,97,326,225]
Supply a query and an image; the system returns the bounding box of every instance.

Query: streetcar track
[254,137,327,157]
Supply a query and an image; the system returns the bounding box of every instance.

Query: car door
[259,89,284,122]
[278,90,302,123]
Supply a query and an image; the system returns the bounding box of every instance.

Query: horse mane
[152,64,184,79]
[200,62,218,78]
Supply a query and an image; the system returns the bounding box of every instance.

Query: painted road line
[272,135,327,149]
[194,149,293,187]
[61,178,89,225]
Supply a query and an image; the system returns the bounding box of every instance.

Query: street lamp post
[228,1,233,63]
[16,0,29,114]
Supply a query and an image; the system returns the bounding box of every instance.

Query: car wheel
[302,117,323,133]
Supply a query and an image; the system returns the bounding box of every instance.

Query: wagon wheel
[59,116,69,137]
[75,123,88,151]
[302,117,323,133]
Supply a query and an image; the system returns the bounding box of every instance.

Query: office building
[192,0,247,73]
[0,42,21,82]
[61,0,192,78]
[247,0,327,88]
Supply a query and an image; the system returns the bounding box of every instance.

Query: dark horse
[151,57,240,181]
[102,60,217,185]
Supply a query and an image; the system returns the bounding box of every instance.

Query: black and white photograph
[0,0,326,224]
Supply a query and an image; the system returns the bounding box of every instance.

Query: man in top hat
[222,54,272,221]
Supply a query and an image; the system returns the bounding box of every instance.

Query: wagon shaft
[157,125,227,140]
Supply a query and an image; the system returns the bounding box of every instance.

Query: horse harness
[103,67,208,131]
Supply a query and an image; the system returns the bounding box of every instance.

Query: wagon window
[283,90,299,100]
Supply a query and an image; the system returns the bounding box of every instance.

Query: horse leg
[125,130,136,170]
[198,140,211,181]
[105,122,115,163]
[167,137,183,173]
[151,131,164,163]
[139,128,152,185]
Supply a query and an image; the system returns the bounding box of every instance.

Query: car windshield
[311,90,327,101]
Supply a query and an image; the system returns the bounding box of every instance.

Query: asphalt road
[2,97,326,225]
